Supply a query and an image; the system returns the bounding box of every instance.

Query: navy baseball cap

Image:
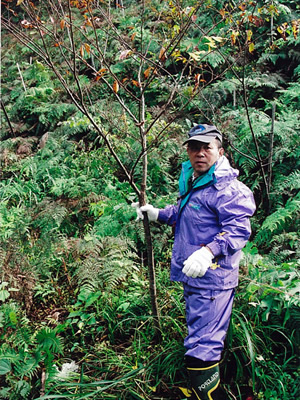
[183,124,222,145]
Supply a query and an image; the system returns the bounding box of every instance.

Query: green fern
[246,72,285,89]
[257,51,286,66]
[0,325,64,383]
[74,236,138,292]
[76,193,106,209]
[268,232,300,262]
[255,194,300,245]
[0,202,30,240]
[32,198,68,234]
[11,380,31,399]
[273,170,300,193]
[202,50,226,68]
[12,326,33,350]
[277,82,300,108]
[35,327,64,354]
[13,355,40,379]
[0,348,19,364]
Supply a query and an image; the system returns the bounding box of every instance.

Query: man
[133,124,256,399]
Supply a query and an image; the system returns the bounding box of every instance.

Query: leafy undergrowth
[0,133,299,399]
[0,251,299,400]
[1,0,300,395]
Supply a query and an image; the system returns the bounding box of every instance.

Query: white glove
[131,203,159,222]
[182,247,214,278]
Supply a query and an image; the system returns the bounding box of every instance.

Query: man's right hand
[131,203,159,221]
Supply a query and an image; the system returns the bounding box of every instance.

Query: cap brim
[183,134,221,145]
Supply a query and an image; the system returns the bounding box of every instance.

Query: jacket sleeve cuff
[206,241,222,257]
[157,205,178,226]
[157,209,168,223]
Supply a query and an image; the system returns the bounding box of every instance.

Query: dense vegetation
[0,0,299,399]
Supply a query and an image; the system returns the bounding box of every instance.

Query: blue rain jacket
[158,156,256,290]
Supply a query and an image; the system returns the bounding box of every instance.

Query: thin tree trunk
[270,0,275,47]
[140,192,162,341]
[139,139,161,340]
[241,61,270,210]
[267,102,276,214]
[138,15,161,337]
[1,100,15,137]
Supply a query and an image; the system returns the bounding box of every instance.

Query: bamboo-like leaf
[80,45,84,57]
[113,80,119,93]
[234,313,256,391]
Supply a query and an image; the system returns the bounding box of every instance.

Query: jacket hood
[213,156,239,189]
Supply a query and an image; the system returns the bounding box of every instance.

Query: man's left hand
[182,247,214,278]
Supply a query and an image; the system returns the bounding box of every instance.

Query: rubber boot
[186,356,222,400]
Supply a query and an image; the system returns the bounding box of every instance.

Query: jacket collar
[179,160,216,196]
[178,161,216,211]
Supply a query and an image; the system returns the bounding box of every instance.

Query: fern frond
[13,326,34,349]
[33,198,68,233]
[288,306,300,331]
[257,51,285,66]
[0,386,11,399]
[75,236,138,291]
[98,250,137,289]
[246,72,285,89]
[255,195,300,245]
[0,348,20,364]
[273,170,300,193]
[277,82,300,109]
[235,156,257,177]
[268,232,300,262]
[202,51,225,68]
[35,327,64,354]
[76,193,106,209]
[11,380,31,399]
[14,356,40,379]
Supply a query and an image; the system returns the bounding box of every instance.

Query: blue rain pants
[183,284,235,361]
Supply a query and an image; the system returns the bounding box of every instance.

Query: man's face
[187,138,224,177]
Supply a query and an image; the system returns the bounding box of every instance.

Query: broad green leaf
[0,360,11,375]
[0,290,10,302]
